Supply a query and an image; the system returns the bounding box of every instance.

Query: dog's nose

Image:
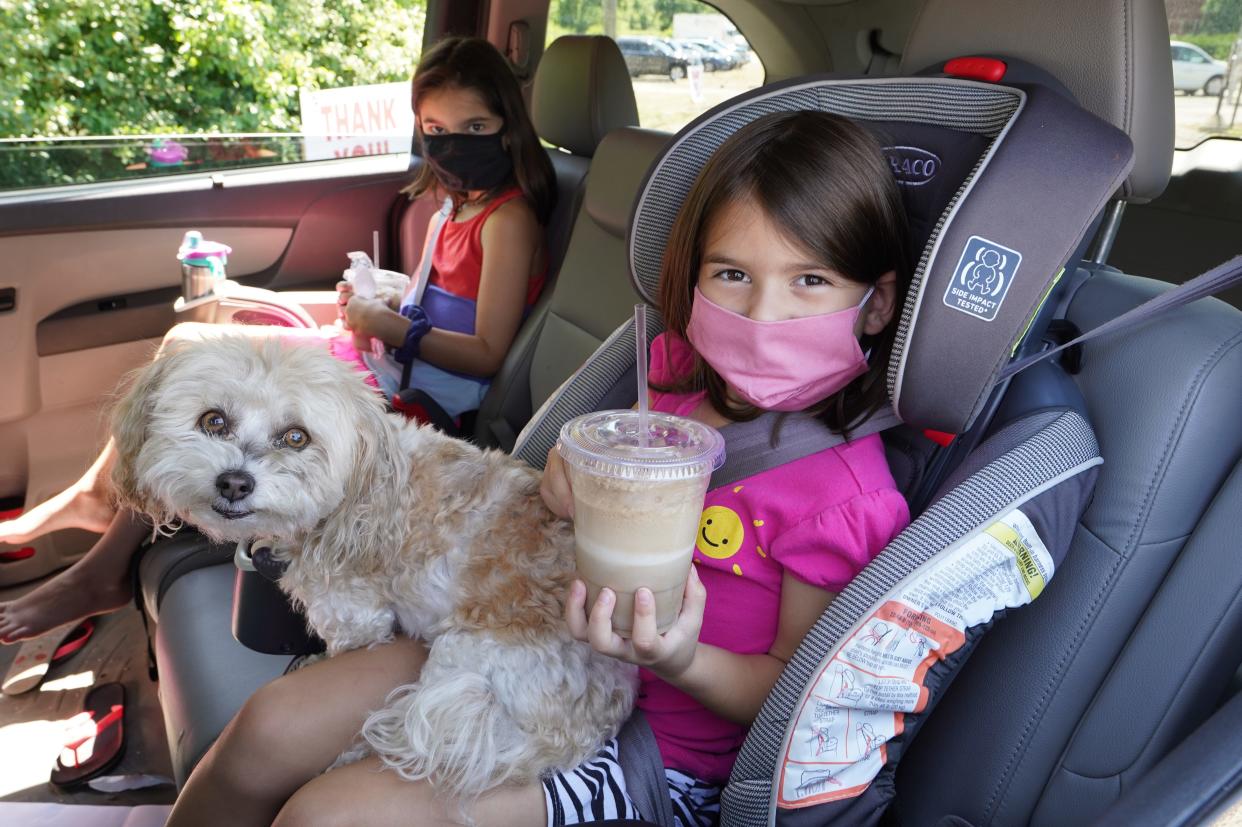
[215,470,256,502]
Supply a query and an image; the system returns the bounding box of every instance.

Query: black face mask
[421,132,513,192]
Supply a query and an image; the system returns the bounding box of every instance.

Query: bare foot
[0,485,115,546]
[0,566,131,644]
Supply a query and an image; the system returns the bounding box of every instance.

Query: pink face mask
[685,285,874,412]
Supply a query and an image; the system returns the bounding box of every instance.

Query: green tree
[1201,0,1242,34]
[624,0,656,30]
[0,0,425,139]
[654,0,703,30]
[554,0,601,33]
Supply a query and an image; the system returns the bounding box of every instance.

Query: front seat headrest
[533,35,640,157]
[900,0,1174,203]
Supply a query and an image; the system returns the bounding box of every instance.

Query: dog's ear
[309,376,410,568]
[341,382,404,507]
[108,341,186,510]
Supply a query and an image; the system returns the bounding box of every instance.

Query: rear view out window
[1164,0,1242,148]
[545,0,764,134]
[0,1,426,192]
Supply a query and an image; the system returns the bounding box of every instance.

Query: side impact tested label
[942,235,1022,322]
[777,508,1053,809]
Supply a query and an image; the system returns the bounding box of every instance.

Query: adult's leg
[272,756,547,827]
[167,637,429,827]
[0,508,147,643]
[0,443,115,544]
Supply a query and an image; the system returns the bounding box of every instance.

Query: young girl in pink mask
[540,110,913,826]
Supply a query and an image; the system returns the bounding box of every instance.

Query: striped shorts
[542,739,721,827]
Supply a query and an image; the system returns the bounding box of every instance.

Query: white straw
[372,230,380,266]
[635,303,649,447]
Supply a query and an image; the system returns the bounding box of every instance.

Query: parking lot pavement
[631,60,765,133]
[1174,90,1239,147]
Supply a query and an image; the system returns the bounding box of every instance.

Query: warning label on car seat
[776,508,1053,809]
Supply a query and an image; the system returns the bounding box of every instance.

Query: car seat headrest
[627,74,1134,434]
[900,0,1173,203]
[532,36,640,157]
[585,128,671,239]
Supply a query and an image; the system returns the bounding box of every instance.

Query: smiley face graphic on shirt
[697,505,745,560]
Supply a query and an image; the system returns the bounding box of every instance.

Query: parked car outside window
[616,35,690,80]
[683,38,739,70]
[546,0,765,133]
[1171,40,1228,96]
[661,38,707,70]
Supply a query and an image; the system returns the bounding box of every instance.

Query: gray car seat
[507,0,1242,824]
[888,0,1242,824]
[473,124,670,450]
[507,61,1130,826]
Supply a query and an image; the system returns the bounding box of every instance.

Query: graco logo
[882,146,940,186]
[942,235,1022,322]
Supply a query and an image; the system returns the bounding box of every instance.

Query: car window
[546,0,763,134]
[1165,3,1241,150]
[0,2,426,193]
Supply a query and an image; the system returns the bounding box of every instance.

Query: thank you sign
[299,82,414,161]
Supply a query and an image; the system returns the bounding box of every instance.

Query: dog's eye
[199,411,228,436]
[281,428,310,450]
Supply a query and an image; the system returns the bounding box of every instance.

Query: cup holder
[231,539,324,656]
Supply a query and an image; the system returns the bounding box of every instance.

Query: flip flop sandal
[51,618,95,664]
[0,507,36,563]
[2,620,91,696]
[50,682,126,789]
[0,546,36,563]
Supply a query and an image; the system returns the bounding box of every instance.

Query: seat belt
[399,198,453,391]
[710,408,903,490]
[1000,254,1242,380]
[617,711,678,827]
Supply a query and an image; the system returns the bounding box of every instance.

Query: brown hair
[402,37,556,225]
[656,110,912,434]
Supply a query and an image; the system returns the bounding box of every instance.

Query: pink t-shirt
[639,333,910,785]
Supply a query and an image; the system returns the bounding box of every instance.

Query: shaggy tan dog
[110,333,636,802]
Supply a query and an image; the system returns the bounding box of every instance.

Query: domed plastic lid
[178,231,232,262]
[558,410,725,482]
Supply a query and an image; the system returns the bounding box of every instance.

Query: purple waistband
[418,285,476,335]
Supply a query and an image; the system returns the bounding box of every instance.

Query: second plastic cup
[558,410,725,636]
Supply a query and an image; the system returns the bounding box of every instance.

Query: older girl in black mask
[338,35,556,421]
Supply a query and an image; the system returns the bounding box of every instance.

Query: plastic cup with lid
[557,410,725,635]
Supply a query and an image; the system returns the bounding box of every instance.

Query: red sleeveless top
[429,188,546,307]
